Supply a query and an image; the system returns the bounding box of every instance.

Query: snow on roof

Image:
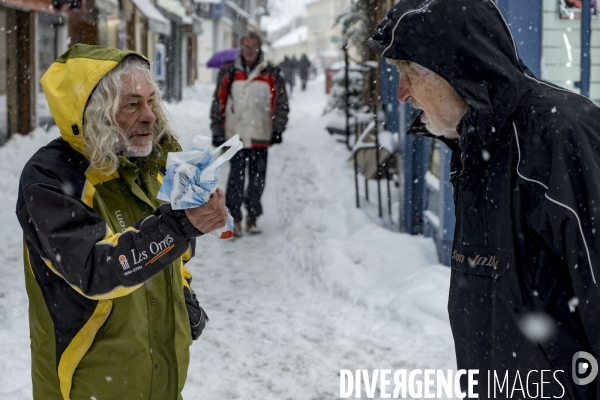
[130,0,171,36]
[131,0,169,22]
[264,16,295,34]
[272,26,308,49]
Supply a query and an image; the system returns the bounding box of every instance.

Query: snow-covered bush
[324,66,363,115]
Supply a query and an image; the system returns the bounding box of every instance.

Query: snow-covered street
[0,75,456,399]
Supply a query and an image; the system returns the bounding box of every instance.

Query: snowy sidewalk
[0,75,456,399]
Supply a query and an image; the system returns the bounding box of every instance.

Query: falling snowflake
[518,312,557,344]
[568,297,579,313]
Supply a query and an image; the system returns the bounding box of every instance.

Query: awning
[130,0,171,36]
[95,0,120,15]
[156,0,187,20]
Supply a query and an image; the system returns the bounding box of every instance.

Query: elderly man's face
[395,61,466,139]
[241,37,260,67]
[116,70,156,157]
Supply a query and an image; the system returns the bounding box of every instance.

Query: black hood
[368,0,537,169]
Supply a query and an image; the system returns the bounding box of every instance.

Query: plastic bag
[158,135,243,239]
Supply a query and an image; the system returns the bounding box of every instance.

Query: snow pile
[0,126,59,273]
[0,126,59,397]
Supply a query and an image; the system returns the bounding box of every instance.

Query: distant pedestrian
[210,32,289,236]
[298,54,311,91]
[291,56,299,91]
[280,56,296,95]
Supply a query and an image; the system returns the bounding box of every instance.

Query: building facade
[0,0,75,144]
[0,0,201,145]
[270,26,308,64]
[121,0,171,84]
[305,0,351,68]
[194,0,265,84]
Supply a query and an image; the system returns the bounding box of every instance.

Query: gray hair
[240,31,263,48]
[83,56,176,174]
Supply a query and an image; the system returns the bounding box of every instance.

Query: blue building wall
[497,0,543,77]
[380,59,399,134]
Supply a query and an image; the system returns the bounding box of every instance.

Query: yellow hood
[40,44,148,155]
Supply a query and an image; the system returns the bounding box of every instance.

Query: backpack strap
[226,67,236,114]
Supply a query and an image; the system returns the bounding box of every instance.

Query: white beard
[124,142,153,157]
[117,128,154,158]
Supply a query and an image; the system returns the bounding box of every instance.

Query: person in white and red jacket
[210,31,289,236]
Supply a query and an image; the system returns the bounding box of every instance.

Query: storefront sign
[155,42,166,81]
[51,0,81,10]
[195,2,212,19]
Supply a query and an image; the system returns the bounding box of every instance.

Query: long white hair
[83,56,176,174]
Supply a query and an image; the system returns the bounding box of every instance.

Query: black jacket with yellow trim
[17,138,207,400]
[18,138,201,299]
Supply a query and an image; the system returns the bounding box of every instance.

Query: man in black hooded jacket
[369,0,600,398]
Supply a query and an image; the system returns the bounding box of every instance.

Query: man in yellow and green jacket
[15,44,227,399]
